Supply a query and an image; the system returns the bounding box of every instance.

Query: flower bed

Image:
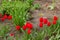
[0,0,60,40]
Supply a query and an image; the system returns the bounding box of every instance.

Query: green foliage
[7,36,14,40]
[20,19,60,40]
[26,0,34,5]
[33,3,40,9]
[49,30,60,40]
[31,3,41,11]
[0,0,40,27]
[0,0,34,27]
[0,25,10,37]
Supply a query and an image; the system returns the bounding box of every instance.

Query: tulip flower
[39,22,43,28]
[43,18,48,24]
[47,21,51,26]
[3,14,7,19]
[53,15,58,21]
[27,29,31,34]
[26,22,33,29]
[8,15,12,20]
[16,25,20,30]
[1,17,5,22]
[0,13,2,18]
[39,17,43,22]
[22,25,27,30]
[52,20,56,25]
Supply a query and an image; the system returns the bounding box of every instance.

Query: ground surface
[31,0,60,28]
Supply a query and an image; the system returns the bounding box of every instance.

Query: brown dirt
[30,0,60,28]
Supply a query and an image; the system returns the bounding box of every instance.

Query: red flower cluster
[39,16,58,28]
[26,22,33,29]
[22,22,33,30]
[0,13,12,22]
[22,22,33,34]
[39,17,51,28]
[15,22,33,34]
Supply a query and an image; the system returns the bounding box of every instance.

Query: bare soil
[31,0,60,28]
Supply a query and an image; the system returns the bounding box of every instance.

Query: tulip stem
[53,25,59,33]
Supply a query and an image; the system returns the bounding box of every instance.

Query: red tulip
[53,15,58,21]
[52,20,56,25]
[3,15,7,19]
[10,33,14,36]
[47,21,51,26]
[26,22,33,29]
[16,25,20,30]
[39,22,43,28]
[27,29,31,34]
[1,18,5,22]
[43,18,48,24]
[0,13,2,18]
[8,15,12,20]
[39,17,43,22]
[22,25,27,30]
